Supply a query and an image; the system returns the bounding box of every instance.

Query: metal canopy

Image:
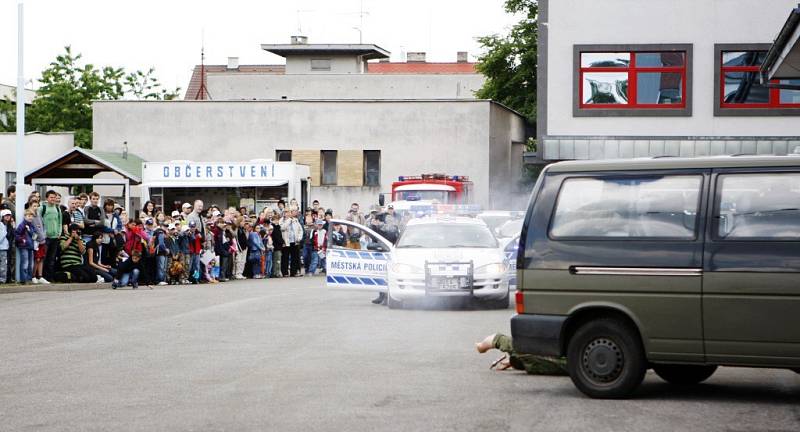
[761,4,800,81]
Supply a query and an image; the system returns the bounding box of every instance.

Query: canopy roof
[25,147,145,184]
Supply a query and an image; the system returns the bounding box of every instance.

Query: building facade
[0,131,74,195]
[536,0,800,162]
[93,38,527,214]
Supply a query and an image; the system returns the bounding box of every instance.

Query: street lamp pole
[16,1,25,281]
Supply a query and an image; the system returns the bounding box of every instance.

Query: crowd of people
[0,187,404,291]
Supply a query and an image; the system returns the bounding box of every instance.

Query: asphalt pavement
[0,277,798,432]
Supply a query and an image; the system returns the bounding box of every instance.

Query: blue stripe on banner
[360,277,376,286]
[327,275,335,283]
[334,276,348,284]
[373,278,387,286]
[372,253,387,261]
[346,276,361,285]
[345,251,360,259]
[358,252,372,259]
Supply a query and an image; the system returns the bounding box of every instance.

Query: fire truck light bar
[398,174,470,182]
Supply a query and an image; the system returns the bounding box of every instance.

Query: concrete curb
[0,282,112,295]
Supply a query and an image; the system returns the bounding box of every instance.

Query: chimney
[457,51,469,63]
[227,56,239,70]
[407,52,426,63]
[291,35,308,45]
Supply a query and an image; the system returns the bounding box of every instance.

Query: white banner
[142,161,295,187]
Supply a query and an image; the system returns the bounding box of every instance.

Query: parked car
[325,216,510,309]
[512,155,800,398]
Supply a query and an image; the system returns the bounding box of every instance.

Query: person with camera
[59,224,98,283]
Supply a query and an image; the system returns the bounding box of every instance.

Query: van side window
[550,176,702,239]
[716,173,800,240]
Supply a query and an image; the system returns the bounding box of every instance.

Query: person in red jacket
[306,219,327,276]
[123,219,149,256]
[186,220,203,284]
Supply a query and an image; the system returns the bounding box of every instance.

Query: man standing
[186,200,205,240]
[83,192,102,242]
[3,185,15,209]
[40,190,62,281]
[345,203,365,249]
[281,208,303,277]
[181,202,193,226]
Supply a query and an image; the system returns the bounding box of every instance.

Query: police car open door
[325,219,392,291]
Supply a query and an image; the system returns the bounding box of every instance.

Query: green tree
[475,0,538,124]
[0,46,180,148]
[476,0,540,185]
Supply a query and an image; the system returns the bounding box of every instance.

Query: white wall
[92,100,522,215]
[0,132,74,196]
[207,73,484,100]
[285,55,365,74]
[547,0,800,137]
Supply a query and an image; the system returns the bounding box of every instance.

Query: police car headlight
[391,263,423,274]
[475,263,508,275]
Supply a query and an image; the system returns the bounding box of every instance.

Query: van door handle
[571,267,703,277]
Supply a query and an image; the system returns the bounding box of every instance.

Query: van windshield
[397,224,498,248]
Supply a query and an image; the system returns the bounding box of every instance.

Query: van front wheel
[653,364,717,385]
[566,318,646,399]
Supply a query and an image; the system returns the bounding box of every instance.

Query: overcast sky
[0,0,519,95]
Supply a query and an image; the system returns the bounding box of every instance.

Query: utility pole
[15,1,25,281]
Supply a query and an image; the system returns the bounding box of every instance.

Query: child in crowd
[14,210,36,284]
[113,250,144,289]
[247,223,265,279]
[263,224,274,278]
[0,209,12,283]
[186,221,203,284]
[307,219,327,276]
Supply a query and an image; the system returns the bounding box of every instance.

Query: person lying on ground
[475,333,568,375]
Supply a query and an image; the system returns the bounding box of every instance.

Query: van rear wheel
[387,292,403,310]
[653,364,717,385]
[566,318,646,399]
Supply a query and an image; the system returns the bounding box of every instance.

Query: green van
[512,155,800,398]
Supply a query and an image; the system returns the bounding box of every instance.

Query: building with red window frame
[530,0,800,165]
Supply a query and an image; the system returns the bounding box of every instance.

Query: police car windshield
[396,224,498,249]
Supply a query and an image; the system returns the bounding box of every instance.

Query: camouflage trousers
[493,333,568,375]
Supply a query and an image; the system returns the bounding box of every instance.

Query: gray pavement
[0,277,798,432]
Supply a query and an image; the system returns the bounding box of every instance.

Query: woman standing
[140,201,156,220]
[28,199,49,284]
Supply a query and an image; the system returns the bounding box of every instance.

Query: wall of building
[206,73,485,100]
[0,132,74,195]
[92,100,522,214]
[285,55,365,74]
[545,0,800,139]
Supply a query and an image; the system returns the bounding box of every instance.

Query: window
[716,173,800,240]
[363,150,380,187]
[550,175,702,239]
[275,150,292,162]
[321,151,337,185]
[310,59,331,71]
[5,172,16,191]
[578,49,687,110]
[715,44,800,115]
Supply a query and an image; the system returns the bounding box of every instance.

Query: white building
[0,131,74,196]
[93,38,527,214]
[533,0,800,163]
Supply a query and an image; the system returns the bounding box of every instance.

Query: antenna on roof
[194,28,211,101]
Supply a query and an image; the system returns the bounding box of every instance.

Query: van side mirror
[378,194,385,206]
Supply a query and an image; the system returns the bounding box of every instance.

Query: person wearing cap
[186,220,203,283]
[383,204,400,243]
[14,210,36,284]
[0,209,13,283]
[181,202,193,225]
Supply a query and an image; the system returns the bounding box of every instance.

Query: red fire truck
[390,174,474,204]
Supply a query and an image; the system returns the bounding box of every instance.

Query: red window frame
[719,50,800,109]
[579,51,687,109]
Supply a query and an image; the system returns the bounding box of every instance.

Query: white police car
[325,216,510,309]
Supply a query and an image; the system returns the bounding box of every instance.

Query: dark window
[716,173,800,240]
[719,50,800,109]
[550,175,702,239]
[363,150,380,187]
[311,59,331,71]
[321,151,337,185]
[275,150,292,162]
[580,51,686,109]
